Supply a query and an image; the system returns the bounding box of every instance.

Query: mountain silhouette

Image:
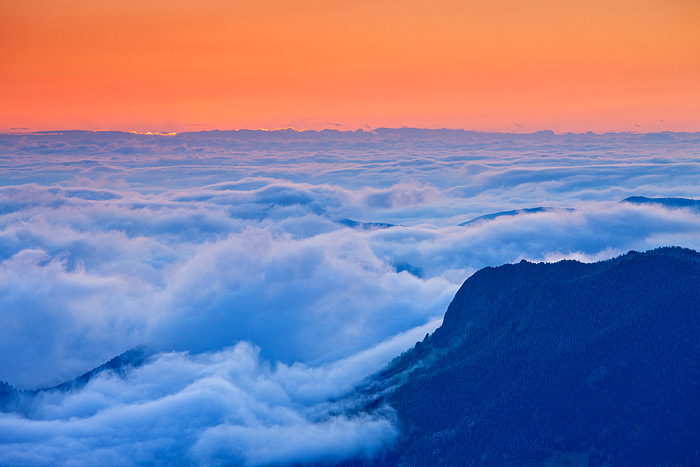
[356,247,700,466]
[622,196,700,210]
[0,346,150,414]
[459,207,575,226]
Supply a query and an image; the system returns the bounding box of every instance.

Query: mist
[2,130,700,465]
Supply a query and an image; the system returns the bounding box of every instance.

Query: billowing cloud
[0,342,403,466]
[0,320,439,466]
[2,130,700,465]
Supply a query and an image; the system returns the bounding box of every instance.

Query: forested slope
[357,247,700,466]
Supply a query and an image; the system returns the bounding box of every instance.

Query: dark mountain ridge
[459,207,576,226]
[0,346,150,414]
[357,247,700,466]
[622,196,700,211]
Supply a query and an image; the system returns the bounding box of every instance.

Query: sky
[2,0,700,133]
[2,130,700,465]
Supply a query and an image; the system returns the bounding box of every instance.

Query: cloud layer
[0,343,402,466]
[2,130,700,465]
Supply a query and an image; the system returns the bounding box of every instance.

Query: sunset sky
[2,0,699,133]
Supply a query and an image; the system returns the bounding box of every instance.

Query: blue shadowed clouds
[2,130,700,465]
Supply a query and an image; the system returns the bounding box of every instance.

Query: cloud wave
[2,130,700,464]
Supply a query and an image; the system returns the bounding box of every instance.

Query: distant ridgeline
[348,247,700,467]
[622,196,700,210]
[0,347,150,414]
[459,196,700,227]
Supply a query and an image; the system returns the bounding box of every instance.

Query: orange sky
[2,0,699,133]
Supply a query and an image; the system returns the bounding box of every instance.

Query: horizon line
[2,127,698,137]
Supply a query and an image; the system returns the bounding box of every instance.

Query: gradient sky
[2,0,699,133]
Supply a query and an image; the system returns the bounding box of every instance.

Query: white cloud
[2,130,700,464]
[0,342,399,466]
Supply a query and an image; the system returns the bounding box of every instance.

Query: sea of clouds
[1,129,700,465]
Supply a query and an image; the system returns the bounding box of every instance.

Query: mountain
[0,346,151,415]
[459,207,575,226]
[355,247,700,466]
[461,196,700,228]
[622,196,700,210]
[336,218,396,230]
